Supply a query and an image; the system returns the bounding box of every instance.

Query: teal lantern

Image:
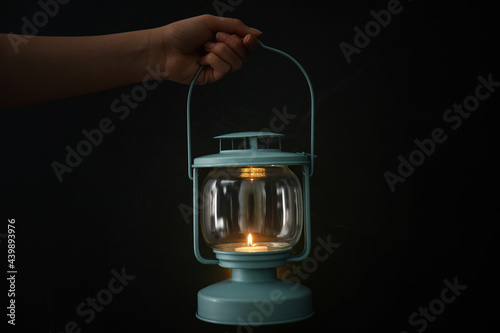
[186,41,315,325]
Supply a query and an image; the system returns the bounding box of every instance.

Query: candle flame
[248,234,252,247]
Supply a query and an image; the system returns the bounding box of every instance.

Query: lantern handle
[187,40,315,180]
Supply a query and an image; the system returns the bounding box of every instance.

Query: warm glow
[235,233,268,252]
[240,167,266,179]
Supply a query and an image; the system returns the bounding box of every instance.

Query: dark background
[1,0,499,332]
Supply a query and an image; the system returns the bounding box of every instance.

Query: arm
[0,14,261,108]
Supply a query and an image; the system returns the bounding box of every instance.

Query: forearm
[0,30,156,107]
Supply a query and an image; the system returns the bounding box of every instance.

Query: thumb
[200,14,262,38]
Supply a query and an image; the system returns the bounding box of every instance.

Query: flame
[248,234,253,247]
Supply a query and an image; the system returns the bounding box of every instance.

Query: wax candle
[234,234,269,252]
[235,245,269,252]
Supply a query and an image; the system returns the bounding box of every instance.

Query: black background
[1,0,499,332]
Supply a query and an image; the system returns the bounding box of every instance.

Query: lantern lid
[192,131,310,168]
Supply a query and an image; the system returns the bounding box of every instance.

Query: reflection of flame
[248,234,252,246]
[240,167,266,180]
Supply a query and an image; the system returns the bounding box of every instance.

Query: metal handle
[187,40,316,180]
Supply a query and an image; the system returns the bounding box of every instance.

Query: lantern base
[196,267,313,325]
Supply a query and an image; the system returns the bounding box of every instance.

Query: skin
[0,14,262,108]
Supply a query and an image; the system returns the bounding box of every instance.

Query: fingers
[216,32,248,61]
[196,15,263,83]
[198,52,230,83]
[202,31,254,78]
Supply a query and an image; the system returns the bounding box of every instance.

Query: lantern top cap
[214,132,284,139]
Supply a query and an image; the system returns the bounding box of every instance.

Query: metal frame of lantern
[186,40,315,325]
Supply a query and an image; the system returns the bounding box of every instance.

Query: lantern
[186,41,315,325]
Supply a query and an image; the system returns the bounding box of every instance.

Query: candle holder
[186,41,315,325]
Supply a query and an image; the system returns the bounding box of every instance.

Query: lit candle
[235,234,269,252]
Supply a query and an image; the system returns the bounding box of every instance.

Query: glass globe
[201,165,303,252]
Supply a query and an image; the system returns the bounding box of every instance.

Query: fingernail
[216,32,230,42]
[249,27,262,35]
[244,35,257,49]
[205,41,215,49]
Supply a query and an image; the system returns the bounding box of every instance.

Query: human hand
[149,14,262,85]
[0,15,261,107]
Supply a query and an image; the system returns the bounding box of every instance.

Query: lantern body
[201,165,303,252]
[191,133,314,324]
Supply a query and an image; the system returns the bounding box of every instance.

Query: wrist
[146,27,169,81]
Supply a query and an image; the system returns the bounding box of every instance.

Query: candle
[234,234,269,252]
[235,245,269,252]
